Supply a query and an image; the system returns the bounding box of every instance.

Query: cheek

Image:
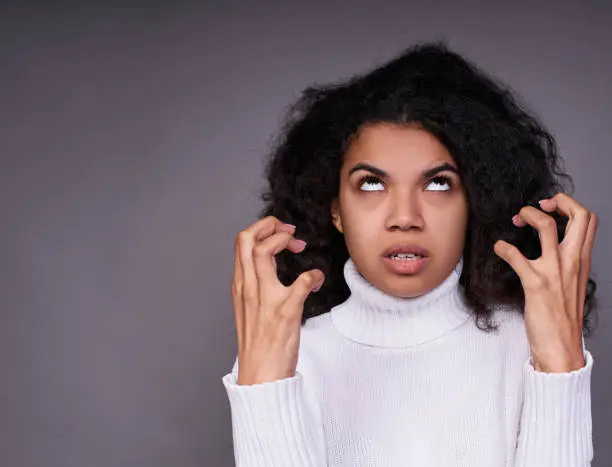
[340,192,383,232]
[440,204,469,250]
[344,211,380,239]
[341,212,383,254]
[431,204,468,236]
[447,204,468,228]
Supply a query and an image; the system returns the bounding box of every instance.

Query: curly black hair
[258,40,598,337]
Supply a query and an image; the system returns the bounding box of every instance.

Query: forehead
[344,124,455,169]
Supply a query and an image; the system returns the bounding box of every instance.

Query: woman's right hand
[231,216,325,386]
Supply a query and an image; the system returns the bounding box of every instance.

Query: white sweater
[222,257,593,466]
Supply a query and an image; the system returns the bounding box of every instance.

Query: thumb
[493,239,534,284]
[288,269,325,303]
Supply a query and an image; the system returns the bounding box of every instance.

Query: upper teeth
[390,253,422,259]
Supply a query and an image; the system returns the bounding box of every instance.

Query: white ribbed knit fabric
[222,257,593,466]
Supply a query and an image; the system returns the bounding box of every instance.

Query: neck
[330,257,472,348]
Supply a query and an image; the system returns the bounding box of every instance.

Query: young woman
[221,41,599,466]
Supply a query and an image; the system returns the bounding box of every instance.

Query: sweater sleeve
[221,357,328,466]
[513,345,594,467]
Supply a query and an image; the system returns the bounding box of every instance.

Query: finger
[493,239,538,285]
[514,206,560,262]
[582,212,599,260]
[287,269,325,307]
[232,237,245,348]
[253,231,307,288]
[577,213,599,312]
[271,237,308,275]
[539,193,590,253]
[238,216,296,306]
[247,216,303,277]
[237,229,259,310]
[249,215,296,242]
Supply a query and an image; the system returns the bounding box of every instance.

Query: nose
[385,189,424,231]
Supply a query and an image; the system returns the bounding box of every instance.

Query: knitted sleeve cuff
[222,371,327,466]
[514,349,594,466]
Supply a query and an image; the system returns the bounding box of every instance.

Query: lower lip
[382,256,430,275]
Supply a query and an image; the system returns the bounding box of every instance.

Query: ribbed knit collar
[330,257,473,348]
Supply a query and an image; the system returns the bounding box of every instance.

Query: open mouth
[387,253,425,260]
[382,248,430,275]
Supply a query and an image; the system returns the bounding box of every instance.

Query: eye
[426,175,452,192]
[359,176,384,192]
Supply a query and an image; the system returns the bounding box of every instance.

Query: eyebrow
[347,162,459,180]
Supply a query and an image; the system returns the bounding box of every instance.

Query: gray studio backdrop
[1,2,610,466]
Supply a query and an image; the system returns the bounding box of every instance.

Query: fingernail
[284,223,296,231]
[512,215,519,224]
[294,239,307,249]
[311,282,322,292]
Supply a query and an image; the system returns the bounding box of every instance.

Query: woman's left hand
[493,193,599,373]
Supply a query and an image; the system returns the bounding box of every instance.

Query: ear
[330,199,343,234]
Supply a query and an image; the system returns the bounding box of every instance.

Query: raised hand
[231,216,325,385]
[493,193,599,373]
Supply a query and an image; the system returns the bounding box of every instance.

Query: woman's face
[331,123,469,297]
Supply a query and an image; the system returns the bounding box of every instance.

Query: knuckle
[296,277,317,295]
[300,274,315,288]
[280,231,294,243]
[261,215,279,228]
[253,243,268,258]
[542,217,557,231]
[586,213,595,228]
[567,257,581,275]
[237,229,252,245]
[243,290,257,304]
[577,209,589,222]
[506,244,520,259]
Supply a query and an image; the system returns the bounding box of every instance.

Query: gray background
[1,1,610,466]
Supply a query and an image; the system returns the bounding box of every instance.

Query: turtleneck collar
[330,256,473,348]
